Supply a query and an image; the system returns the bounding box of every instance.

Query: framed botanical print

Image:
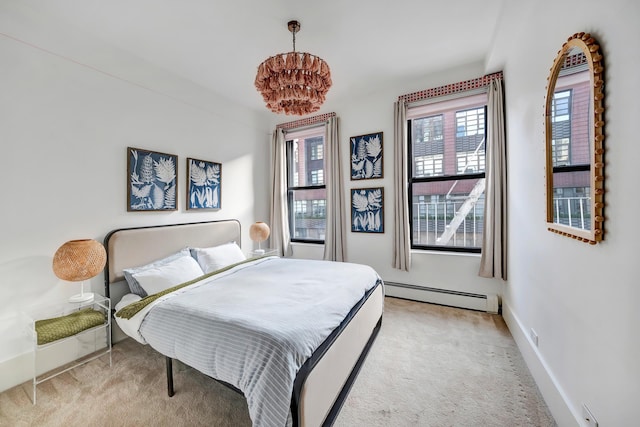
[351,187,384,233]
[127,147,177,211]
[187,157,221,210]
[350,131,383,180]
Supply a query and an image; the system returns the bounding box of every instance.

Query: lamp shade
[52,239,107,282]
[249,222,270,243]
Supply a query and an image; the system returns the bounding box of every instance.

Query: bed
[104,220,384,427]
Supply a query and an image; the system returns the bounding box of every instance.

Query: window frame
[407,99,487,254]
[285,125,326,244]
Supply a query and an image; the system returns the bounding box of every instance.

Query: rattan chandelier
[255,20,332,116]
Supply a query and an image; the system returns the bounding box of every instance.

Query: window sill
[411,249,481,258]
[290,241,324,246]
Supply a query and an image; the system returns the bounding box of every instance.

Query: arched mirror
[545,32,605,244]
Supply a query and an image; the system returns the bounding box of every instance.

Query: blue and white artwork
[351,187,384,233]
[187,158,221,210]
[127,148,177,211]
[351,131,383,180]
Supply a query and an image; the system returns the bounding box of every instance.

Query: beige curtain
[323,116,346,261]
[393,100,411,271]
[269,128,292,257]
[479,78,507,279]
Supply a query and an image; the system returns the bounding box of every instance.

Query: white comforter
[116,256,381,427]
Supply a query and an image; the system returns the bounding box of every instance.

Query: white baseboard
[501,301,580,427]
[384,281,499,313]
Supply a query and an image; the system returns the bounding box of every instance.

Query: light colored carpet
[334,297,555,427]
[0,297,555,427]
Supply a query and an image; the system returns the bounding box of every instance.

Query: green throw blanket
[116,256,266,320]
[35,308,106,345]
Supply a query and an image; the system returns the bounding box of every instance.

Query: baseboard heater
[384,281,499,314]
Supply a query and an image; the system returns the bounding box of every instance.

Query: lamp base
[69,292,94,303]
[253,249,265,255]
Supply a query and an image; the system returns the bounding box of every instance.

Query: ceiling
[28,0,505,117]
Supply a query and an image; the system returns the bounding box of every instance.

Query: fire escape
[436,137,486,245]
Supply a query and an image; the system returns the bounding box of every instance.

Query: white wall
[3,2,637,425]
[280,2,640,425]
[0,4,271,392]
[486,1,640,425]
[281,62,504,305]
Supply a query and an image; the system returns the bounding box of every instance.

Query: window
[311,199,326,217]
[456,151,485,174]
[286,127,326,242]
[415,114,444,143]
[408,93,487,252]
[413,114,445,179]
[310,141,323,160]
[456,107,485,137]
[551,90,571,122]
[551,90,572,167]
[415,154,444,177]
[293,200,307,216]
[310,169,324,185]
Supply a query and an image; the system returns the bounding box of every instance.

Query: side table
[247,248,279,258]
[23,295,112,404]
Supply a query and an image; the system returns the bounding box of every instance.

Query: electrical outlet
[582,403,598,427]
[529,328,539,347]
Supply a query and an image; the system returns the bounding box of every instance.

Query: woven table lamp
[249,222,270,255]
[52,239,107,303]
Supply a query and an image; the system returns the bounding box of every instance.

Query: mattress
[114,256,382,427]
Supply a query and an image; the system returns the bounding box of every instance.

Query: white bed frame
[104,220,383,427]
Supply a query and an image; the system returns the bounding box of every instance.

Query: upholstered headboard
[104,220,241,300]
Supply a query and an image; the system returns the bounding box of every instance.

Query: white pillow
[131,255,204,296]
[190,242,246,274]
[123,248,192,297]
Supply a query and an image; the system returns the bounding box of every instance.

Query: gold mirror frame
[545,32,605,244]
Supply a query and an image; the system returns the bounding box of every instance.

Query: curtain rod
[276,112,336,130]
[399,71,503,103]
[280,122,326,134]
[406,87,488,109]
